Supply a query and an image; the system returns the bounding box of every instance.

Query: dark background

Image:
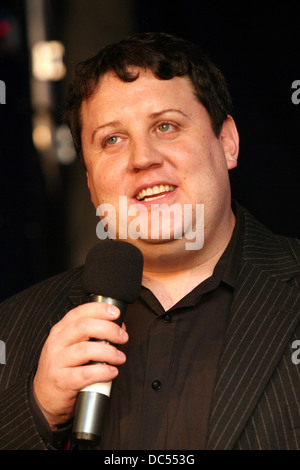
[0,1,299,301]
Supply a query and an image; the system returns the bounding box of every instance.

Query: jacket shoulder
[239,203,300,284]
[0,266,85,321]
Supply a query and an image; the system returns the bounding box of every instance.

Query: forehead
[81,69,199,119]
[97,67,196,93]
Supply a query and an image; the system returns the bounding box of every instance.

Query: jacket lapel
[206,207,300,449]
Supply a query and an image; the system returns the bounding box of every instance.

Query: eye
[157,122,172,133]
[105,135,120,146]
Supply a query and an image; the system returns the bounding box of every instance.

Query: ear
[220,115,239,170]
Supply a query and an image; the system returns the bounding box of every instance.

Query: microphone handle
[72,296,127,446]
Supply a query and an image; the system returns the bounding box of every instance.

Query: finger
[61,340,127,368]
[60,315,129,347]
[52,302,121,334]
[66,362,121,392]
[47,305,126,348]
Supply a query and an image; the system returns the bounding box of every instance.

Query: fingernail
[117,349,126,359]
[120,328,128,340]
[106,305,120,317]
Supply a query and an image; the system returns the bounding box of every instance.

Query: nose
[128,136,164,172]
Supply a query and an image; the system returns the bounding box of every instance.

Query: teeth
[136,184,176,201]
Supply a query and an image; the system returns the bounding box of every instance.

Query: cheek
[190,135,227,176]
[181,140,228,196]
[88,164,123,209]
[179,132,211,165]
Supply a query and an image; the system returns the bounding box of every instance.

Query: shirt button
[162,313,171,323]
[151,380,162,391]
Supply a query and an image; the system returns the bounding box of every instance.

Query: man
[0,32,299,450]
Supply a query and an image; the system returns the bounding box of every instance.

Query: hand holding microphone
[33,240,143,447]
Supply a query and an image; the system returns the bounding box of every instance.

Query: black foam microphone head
[82,240,144,303]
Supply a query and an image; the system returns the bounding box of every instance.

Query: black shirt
[99,206,244,450]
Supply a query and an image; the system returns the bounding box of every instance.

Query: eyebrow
[91,120,122,143]
[91,108,190,143]
[149,108,191,119]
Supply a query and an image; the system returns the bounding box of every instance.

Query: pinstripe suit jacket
[0,204,299,450]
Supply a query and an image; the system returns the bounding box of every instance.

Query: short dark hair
[65,32,233,164]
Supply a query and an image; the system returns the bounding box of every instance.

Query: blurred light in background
[0,18,11,38]
[32,113,52,151]
[55,124,76,164]
[0,10,21,55]
[26,0,75,168]
[32,40,66,81]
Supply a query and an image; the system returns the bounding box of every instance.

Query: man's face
[81,69,239,268]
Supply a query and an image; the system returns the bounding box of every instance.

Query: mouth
[135,184,176,202]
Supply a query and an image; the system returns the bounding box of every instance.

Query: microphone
[72,240,143,447]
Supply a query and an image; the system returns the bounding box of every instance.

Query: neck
[142,210,236,310]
